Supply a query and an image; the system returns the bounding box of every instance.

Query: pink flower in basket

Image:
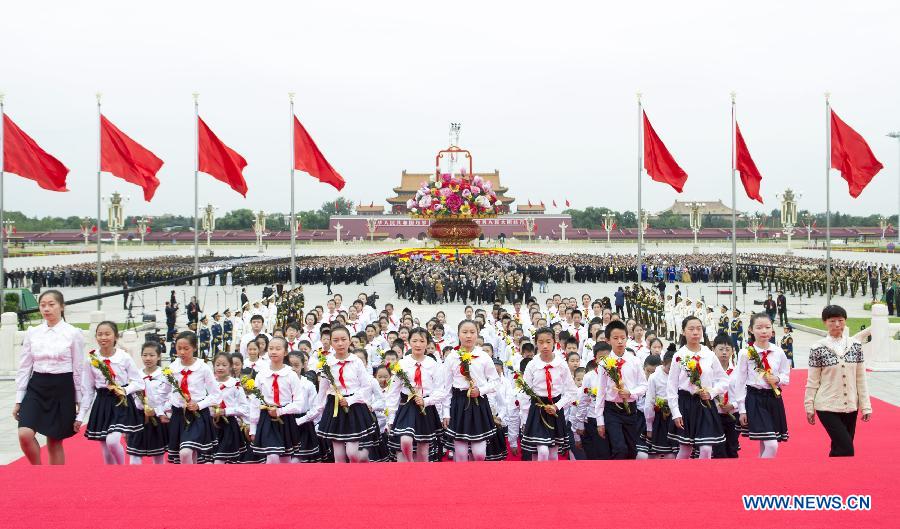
[446,194,463,213]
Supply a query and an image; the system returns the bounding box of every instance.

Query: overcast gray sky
[2,0,899,219]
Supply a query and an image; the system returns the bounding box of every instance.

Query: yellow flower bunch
[241,376,256,391]
[390,362,402,374]
[460,352,473,363]
[90,358,100,368]
[604,356,617,369]
[686,359,698,370]
[591,387,598,397]
[162,367,172,376]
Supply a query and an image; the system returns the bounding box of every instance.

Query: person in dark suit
[776,291,788,326]
[763,293,777,321]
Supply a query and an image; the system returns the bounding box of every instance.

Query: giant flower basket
[407,171,502,247]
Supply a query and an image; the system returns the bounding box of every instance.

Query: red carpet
[3,370,899,528]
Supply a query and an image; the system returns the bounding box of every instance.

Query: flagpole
[289,92,296,286]
[193,92,200,301]
[730,92,738,310]
[96,93,103,310]
[636,91,643,284]
[0,92,5,298]
[825,91,832,305]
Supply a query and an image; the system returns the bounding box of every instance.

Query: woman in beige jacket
[804,305,872,457]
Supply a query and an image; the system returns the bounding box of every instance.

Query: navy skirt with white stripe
[213,415,247,461]
[640,411,679,454]
[18,372,77,440]
[486,424,509,461]
[316,396,378,447]
[521,395,570,453]
[126,417,168,457]
[743,386,789,442]
[668,390,725,446]
[167,407,217,463]
[253,411,306,456]
[445,388,496,443]
[85,388,144,440]
[388,394,443,450]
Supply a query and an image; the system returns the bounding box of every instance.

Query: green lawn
[69,322,129,330]
[791,317,900,334]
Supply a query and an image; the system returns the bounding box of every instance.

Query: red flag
[565,199,570,207]
[198,117,248,197]
[294,116,345,191]
[831,110,883,198]
[735,122,764,204]
[2,115,69,192]
[612,222,617,230]
[643,111,688,192]
[145,226,151,234]
[552,200,557,207]
[100,115,163,202]
[91,225,98,233]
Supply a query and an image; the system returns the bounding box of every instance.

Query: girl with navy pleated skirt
[520,327,577,461]
[315,326,377,463]
[251,338,316,463]
[442,320,500,462]
[711,333,741,459]
[75,321,144,465]
[366,370,392,462]
[211,352,250,463]
[126,341,172,464]
[733,313,790,458]
[165,331,221,464]
[386,327,446,462]
[640,350,678,458]
[667,316,730,459]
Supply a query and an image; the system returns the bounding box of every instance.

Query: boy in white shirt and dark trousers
[595,320,647,460]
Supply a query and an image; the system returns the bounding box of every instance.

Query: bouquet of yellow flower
[653,397,670,419]
[315,351,348,418]
[239,375,282,424]
[512,371,555,430]
[135,390,159,426]
[161,367,199,427]
[88,352,126,406]
[390,362,426,415]
[601,355,630,413]
[680,354,711,408]
[458,349,480,407]
[746,344,781,397]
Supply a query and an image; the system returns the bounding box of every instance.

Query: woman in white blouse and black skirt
[13,290,84,465]
[805,305,873,457]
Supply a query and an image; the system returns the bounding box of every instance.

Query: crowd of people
[12,277,873,465]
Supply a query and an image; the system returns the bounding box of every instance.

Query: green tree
[217,209,255,230]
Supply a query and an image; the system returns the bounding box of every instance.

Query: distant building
[656,199,742,218]
[514,203,546,215]
[355,204,385,215]
[386,170,515,214]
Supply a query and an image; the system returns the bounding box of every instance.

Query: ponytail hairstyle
[38,289,66,321]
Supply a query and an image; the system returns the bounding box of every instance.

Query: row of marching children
[72,309,792,464]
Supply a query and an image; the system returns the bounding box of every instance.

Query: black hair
[604,319,627,339]
[643,354,662,369]
[663,350,675,364]
[96,320,120,346]
[712,332,733,349]
[175,331,198,350]
[519,356,533,373]
[230,353,244,365]
[749,312,772,329]
[521,342,535,354]
[250,314,264,323]
[593,341,612,357]
[38,289,66,320]
[533,326,554,343]
[330,325,351,340]
[821,305,848,321]
[212,352,232,368]
[457,319,478,334]
[585,360,597,371]
[256,334,270,350]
